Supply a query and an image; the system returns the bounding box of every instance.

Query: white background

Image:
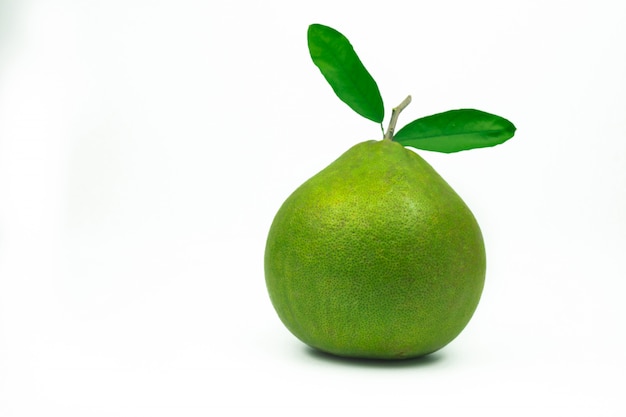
[1,0,625,415]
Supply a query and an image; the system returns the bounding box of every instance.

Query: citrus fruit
[264,139,486,359]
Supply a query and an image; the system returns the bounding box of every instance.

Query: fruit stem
[383,95,412,141]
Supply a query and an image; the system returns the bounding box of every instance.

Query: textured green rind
[264,140,486,359]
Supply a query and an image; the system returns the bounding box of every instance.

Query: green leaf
[307,24,384,123]
[393,109,516,153]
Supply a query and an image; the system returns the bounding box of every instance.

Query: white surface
[1,0,625,415]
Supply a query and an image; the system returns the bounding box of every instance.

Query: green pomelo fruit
[264,139,486,360]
